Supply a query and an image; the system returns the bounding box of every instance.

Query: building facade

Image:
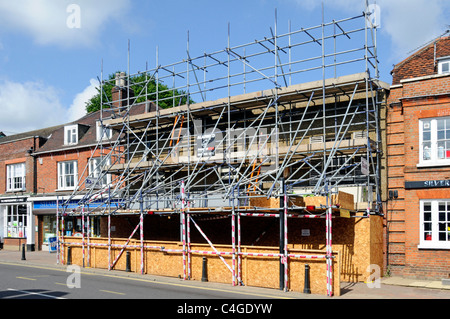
[0,126,61,250]
[386,35,450,279]
[0,110,115,251]
[31,110,114,251]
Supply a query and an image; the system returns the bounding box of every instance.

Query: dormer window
[96,121,112,141]
[438,57,450,75]
[64,125,78,145]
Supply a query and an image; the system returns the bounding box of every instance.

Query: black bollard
[303,264,311,294]
[21,243,26,260]
[201,257,208,282]
[126,251,131,272]
[67,246,72,265]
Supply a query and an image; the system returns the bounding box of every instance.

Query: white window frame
[419,199,450,250]
[418,116,450,167]
[57,160,78,190]
[64,125,78,145]
[88,157,111,187]
[438,57,450,75]
[6,163,26,191]
[96,121,112,142]
[4,204,28,238]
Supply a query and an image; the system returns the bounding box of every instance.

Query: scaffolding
[57,2,387,296]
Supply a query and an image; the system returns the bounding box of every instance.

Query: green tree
[86,72,193,113]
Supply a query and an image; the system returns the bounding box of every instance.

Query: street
[0,261,295,300]
[0,253,449,318]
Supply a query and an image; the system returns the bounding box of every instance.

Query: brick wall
[386,74,450,279]
[0,137,36,194]
[35,148,105,194]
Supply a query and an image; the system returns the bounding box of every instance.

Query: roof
[391,34,450,85]
[34,102,151,155]
[0,124,63,145]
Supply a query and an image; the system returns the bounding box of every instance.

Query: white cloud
[0,0,131,48]
[377,0,449,58]
[290,0,450,59]
[0,78,98,135]
[67,78,99,121]
[0,79,66,134]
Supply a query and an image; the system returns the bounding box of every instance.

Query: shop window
[62,216,101,237]
[6,163,26,191]
[4,204,27,238]
[43,215,56,246]
[419,117,450,166]
[419,199,450,249]
[58,160,78,190]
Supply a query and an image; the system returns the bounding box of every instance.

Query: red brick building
[0,110,117,251]
[0,126,61,250]
[30,109,117,250]
[386,35,450,279]
[0,78,147,251]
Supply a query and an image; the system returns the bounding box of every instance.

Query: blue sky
[0,0,449,135]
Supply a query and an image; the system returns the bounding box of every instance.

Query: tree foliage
[86,72,193,113]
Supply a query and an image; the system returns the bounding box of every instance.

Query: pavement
[0,248,449,299]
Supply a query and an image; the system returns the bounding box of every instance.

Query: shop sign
[33,199,120,210]
[0,197,27,204]
[405,179,450,189]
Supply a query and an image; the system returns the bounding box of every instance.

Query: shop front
[31,197,104,251]
[0,197,34,251]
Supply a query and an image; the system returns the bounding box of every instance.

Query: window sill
[416,162,450,168]
[418,243,450,250]
[55,188,77,192]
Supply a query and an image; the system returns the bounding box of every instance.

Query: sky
[0,0,449,135]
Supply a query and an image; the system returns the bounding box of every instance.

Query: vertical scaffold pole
[237,209,242,285]
[187,205,191,280]
[108,188,111,271]
[284,181,288,292]
[140,192,144,275]
[279,178,285,291]
[61,207,65,265]
[140,212,144,274]
[56,196,59,265]
[181,180,187,280]
[232,204,236,286]
[326,182,333,297]
[237,184,242,285]
[87,206,90,268]
[108,214,111,271]
[82,205,85,268]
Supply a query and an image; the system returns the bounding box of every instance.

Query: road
[0,261,299,317]
[0,261,295,300]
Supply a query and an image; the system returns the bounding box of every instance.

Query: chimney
[111,72,134,110]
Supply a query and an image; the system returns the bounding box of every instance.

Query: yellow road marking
[16,276,37,281]
[54,282,67,286]
[100,289,125,295]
